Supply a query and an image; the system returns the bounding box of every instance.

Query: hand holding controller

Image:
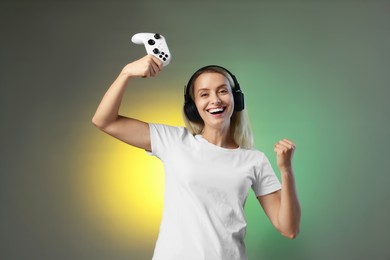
[131,33,171,66]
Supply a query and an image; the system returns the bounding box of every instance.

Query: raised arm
[92,55,163,151]
[257,139,301,239]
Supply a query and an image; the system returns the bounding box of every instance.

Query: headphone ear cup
[184,98,202,122]
[234,91,245,111]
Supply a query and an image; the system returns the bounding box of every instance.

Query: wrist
[279,166,294,175]
[119,69,131,77]
[118,70,135,81]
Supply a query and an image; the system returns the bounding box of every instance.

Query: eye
[200,92,209,97]
[219,89,228,94]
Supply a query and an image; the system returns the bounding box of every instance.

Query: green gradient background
[1,0,389,259]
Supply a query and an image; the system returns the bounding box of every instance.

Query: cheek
[194,99,206,111]
[225,95,235,113]
[224,95,234,107]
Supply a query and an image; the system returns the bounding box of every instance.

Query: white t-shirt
[148,123,281,260]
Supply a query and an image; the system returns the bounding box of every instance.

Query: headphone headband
[183,65,245,122]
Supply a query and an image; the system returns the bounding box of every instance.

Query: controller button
[163,58,167,61]
[153,48,160,54]
[154,33,161,39]
[161,52,165,55]
[159,55,163,58]
[165,54,169,58]
[148,39,155,45]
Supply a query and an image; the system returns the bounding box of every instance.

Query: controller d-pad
[148,39,155,45]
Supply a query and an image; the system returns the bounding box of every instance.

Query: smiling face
[193,72,235,130]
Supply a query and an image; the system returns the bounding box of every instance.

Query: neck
[201,125,238,149]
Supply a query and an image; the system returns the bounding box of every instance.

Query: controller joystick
[131,32,171,66]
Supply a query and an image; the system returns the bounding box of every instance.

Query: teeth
[209,107,224,113]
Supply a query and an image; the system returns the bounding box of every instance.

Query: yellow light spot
[75,91,184,247]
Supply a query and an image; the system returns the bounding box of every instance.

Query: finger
[274,143,287,153]
[281,138,295,146]
[149,64,156,77]
[274,143,295,155]
[150,61,162,77]
[153,55,164,69]
[274,141,289,150]
[278,139,296,150]
[151,62,161,76]
[150,55,164,70]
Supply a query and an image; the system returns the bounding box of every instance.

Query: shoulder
[239,147,266,160]
[148,123,193,157]
[149,123,190,139]
[238,148,274,172]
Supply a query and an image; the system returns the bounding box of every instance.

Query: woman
[92,55,301,260]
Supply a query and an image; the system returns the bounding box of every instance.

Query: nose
[211,93,221,104]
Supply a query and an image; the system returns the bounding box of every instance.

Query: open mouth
[207,107,226,115]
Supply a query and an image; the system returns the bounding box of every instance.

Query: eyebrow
[196,84,229,93]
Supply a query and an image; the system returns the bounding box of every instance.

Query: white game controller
[131,32,171,66]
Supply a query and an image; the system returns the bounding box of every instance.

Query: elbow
[284,231,299,240]
[281,228,300,240]
[91,116,106,130]
[91,116,100,128]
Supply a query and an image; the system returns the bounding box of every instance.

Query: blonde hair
[183,67,254,149]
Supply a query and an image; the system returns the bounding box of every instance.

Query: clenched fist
[274,138,296,173]
[121,55,163,78]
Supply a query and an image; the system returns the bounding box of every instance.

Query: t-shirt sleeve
[252,152,282,197]
[147,123,183,160]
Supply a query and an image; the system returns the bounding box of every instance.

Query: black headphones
[183,65,245,123]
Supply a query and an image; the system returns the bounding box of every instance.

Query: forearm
[92,72,132,129]
[277,168,301,239]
